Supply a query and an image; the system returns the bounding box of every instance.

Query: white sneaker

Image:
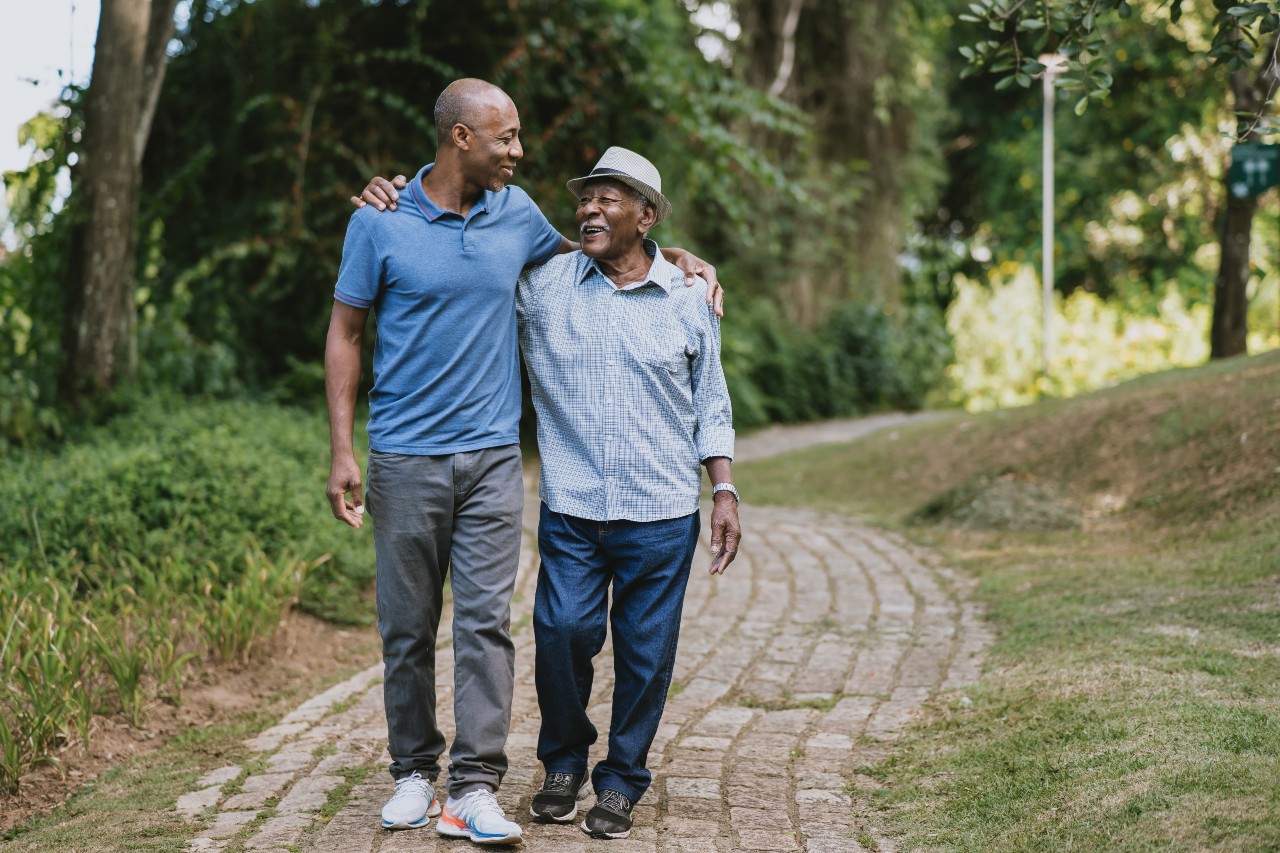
[436,788,524,845]
[381,771,442,829]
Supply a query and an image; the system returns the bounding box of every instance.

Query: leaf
[1074,96,1089,116]
[995,74,1017,90]
[1016,72,1033,87]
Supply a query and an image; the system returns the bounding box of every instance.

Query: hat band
[587,167,655,188]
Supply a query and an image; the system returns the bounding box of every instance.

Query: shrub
[0,396,374,792]
[721,297,953,429]
[2,396,374,623]
[947,266,1213,411]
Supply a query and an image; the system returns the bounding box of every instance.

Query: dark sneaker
[581,789,634,840]
[530,771,589,822]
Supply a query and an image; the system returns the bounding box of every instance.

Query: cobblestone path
[181,423,989,852]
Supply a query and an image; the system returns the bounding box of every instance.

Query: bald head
[434,79,514,145]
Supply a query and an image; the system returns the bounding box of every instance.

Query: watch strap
[712,482,739,503]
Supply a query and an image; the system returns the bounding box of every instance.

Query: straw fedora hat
[565,146,672,226]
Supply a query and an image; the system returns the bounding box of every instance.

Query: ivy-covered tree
[716,0,950,319]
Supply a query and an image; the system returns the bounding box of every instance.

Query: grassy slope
[736,350,1280,851]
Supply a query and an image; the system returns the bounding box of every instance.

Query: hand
[327,455,366,528]
[351,174,407,211]
[708,493,741,575]
[666,248,724,318]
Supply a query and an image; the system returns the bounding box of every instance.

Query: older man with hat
[517,147,742,839]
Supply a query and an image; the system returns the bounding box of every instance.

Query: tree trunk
[60,0,178,404]
[1210,39,1277,359]
[1212,187,1253,359]
[733,0,916,317]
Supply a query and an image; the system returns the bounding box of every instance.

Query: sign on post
[1229,143,1280,198]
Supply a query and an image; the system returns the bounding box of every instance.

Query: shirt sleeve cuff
[334,289,373,309]
[697,428,736,462]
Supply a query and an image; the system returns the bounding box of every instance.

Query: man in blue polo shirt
[327,79,721,846]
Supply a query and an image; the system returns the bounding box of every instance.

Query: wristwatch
[712,482,739,504]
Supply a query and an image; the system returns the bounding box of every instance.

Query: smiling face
[575,178,657,260]
[457,94,523,192]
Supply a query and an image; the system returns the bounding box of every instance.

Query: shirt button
[606,436,614,441]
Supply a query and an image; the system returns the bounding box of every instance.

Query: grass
[0,712,272,852]
[737,692,843,713]
[0,396,379,793]
[735,350,1280,851]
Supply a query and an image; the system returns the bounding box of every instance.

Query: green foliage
[2,396,373,623]
[946,265,1211,410]
[0,0,950,447]
[955,1,1276,108]
[0,396,374,792]
[934,2,1226,304]
[723,299,953,429]
[138,0,794,389]
[0,109,78,447]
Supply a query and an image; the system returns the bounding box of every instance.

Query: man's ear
[638,203,657,235]
[451,123,471,151]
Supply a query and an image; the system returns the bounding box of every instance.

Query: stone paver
[180,416,989,851]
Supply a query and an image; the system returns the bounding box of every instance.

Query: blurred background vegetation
[3,0,1280,796]
[3,0,1279,444]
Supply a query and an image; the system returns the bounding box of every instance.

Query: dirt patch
[0,611,379,834]
[913,470,1081,531]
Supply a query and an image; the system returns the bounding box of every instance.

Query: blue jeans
[534,503,699,802]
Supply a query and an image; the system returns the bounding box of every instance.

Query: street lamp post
[1040,53,1066,378]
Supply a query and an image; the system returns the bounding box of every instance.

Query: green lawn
[736,350,1280,851]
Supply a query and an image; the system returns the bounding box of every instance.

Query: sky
[0,0,98,245]
[0,0,98,176]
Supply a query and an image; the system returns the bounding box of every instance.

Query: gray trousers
[365,445,523,798]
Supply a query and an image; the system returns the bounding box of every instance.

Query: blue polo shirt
[334,163,563,454]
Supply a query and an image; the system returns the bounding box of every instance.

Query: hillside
[736,350,1280,851]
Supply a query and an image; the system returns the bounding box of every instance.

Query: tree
[707,0,949,321]
[957,0,1279,358]
[60,0,179,404]
[136,0,786,386]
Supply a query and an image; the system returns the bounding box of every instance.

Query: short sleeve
[334,213,382,308]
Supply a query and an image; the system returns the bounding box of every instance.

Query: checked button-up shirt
[516,242,735,522]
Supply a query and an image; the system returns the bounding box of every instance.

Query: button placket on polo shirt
[461,204,485,253]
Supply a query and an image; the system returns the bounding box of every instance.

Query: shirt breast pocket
[634,326,687,373]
